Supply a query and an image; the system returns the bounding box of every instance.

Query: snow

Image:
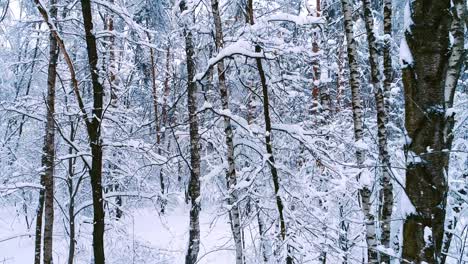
[400,191,416,217]
[359,168,372,186]
[399,37,413,66]
[404,0,414,33]
[0,205,239,264]
[194,40,273,81]
[424,226,432,245]
[265,13,324,25]
[406,151,422,165]
[354,139,369,151]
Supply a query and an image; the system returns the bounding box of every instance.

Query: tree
[401,0,465,262]
[179,1,202,263]
[340,0,378,262]
[361,0,393,262]
[209,0,244,263]
[33,0,59,263]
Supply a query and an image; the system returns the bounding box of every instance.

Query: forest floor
[0,204,238,263]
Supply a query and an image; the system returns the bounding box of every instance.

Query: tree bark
[401,0,462,262]
[34,0,59,262]
[32,3,105,262]
[361,0,393,262]
[34,182,45,264]
[180,2,201,264]
[441,1,466,262]
[80,0,106,262]
[209,0,244,263]
[340,0,378,262]
[246,1,291,263]
[382,0,393,115]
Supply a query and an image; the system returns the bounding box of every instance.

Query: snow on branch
[263,13,325,25]
[0,183,43,196]
[194,40,273,82]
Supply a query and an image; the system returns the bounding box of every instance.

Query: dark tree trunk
[401,0,463,262]
[246,1,291,263]
[80,0,106,262]
[34,186,45,264]
[180,2,201,264]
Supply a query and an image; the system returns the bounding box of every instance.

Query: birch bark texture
[179,1,202,264]
[34,0,59,262]
[340,0,378,262]
[401,0,465,262]
[209,0,244,263]
[361,0,393,262]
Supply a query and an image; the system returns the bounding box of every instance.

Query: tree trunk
[441,1,466,262]
[402,0,464,262]
[340,0,378,262]
[35,1,59,262]
[361,0,393,262]
[246,1,291,263]
[382,0,393,116]
[34,184,45,264]
[80,0,106,262]
[180,2,201,264]
[209,0,244,263]
[42,0,59,261]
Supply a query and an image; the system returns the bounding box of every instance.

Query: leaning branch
[34,0,90,130]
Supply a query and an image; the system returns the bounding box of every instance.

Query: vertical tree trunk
[42,0,59,262]
[402,0,464,262]
[34,183,45,264]
[340,0,378,262]
[209,0,244,263]
[80,0,106,262]
[441,1,466,261]
[148,36,166,212]
[382,0,393,115]
[361,0,393,262]
[33,1,105,261]
[180,2,201,264]
[34,1,59,263]
[66,118,77,264]
[246,1,291,263]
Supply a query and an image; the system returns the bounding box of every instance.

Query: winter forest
[0,0,467,263]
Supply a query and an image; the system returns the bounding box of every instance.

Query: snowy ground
[0,204,238,264]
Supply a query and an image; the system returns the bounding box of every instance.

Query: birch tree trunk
[180,1,201,264]
[382,0,393,115]
[209,0,244,263]
[34,1,59,262]
[246,1,291,262]
[340,0,378,262]
[42,0,59,261]
[361,0,393,262]
[441,1,466,261]
[401,0,463,262]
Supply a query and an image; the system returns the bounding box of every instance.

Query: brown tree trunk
[80,0,106,262]
[401,0,462,262]
[246,1,291,263]
[179,2,202,264]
